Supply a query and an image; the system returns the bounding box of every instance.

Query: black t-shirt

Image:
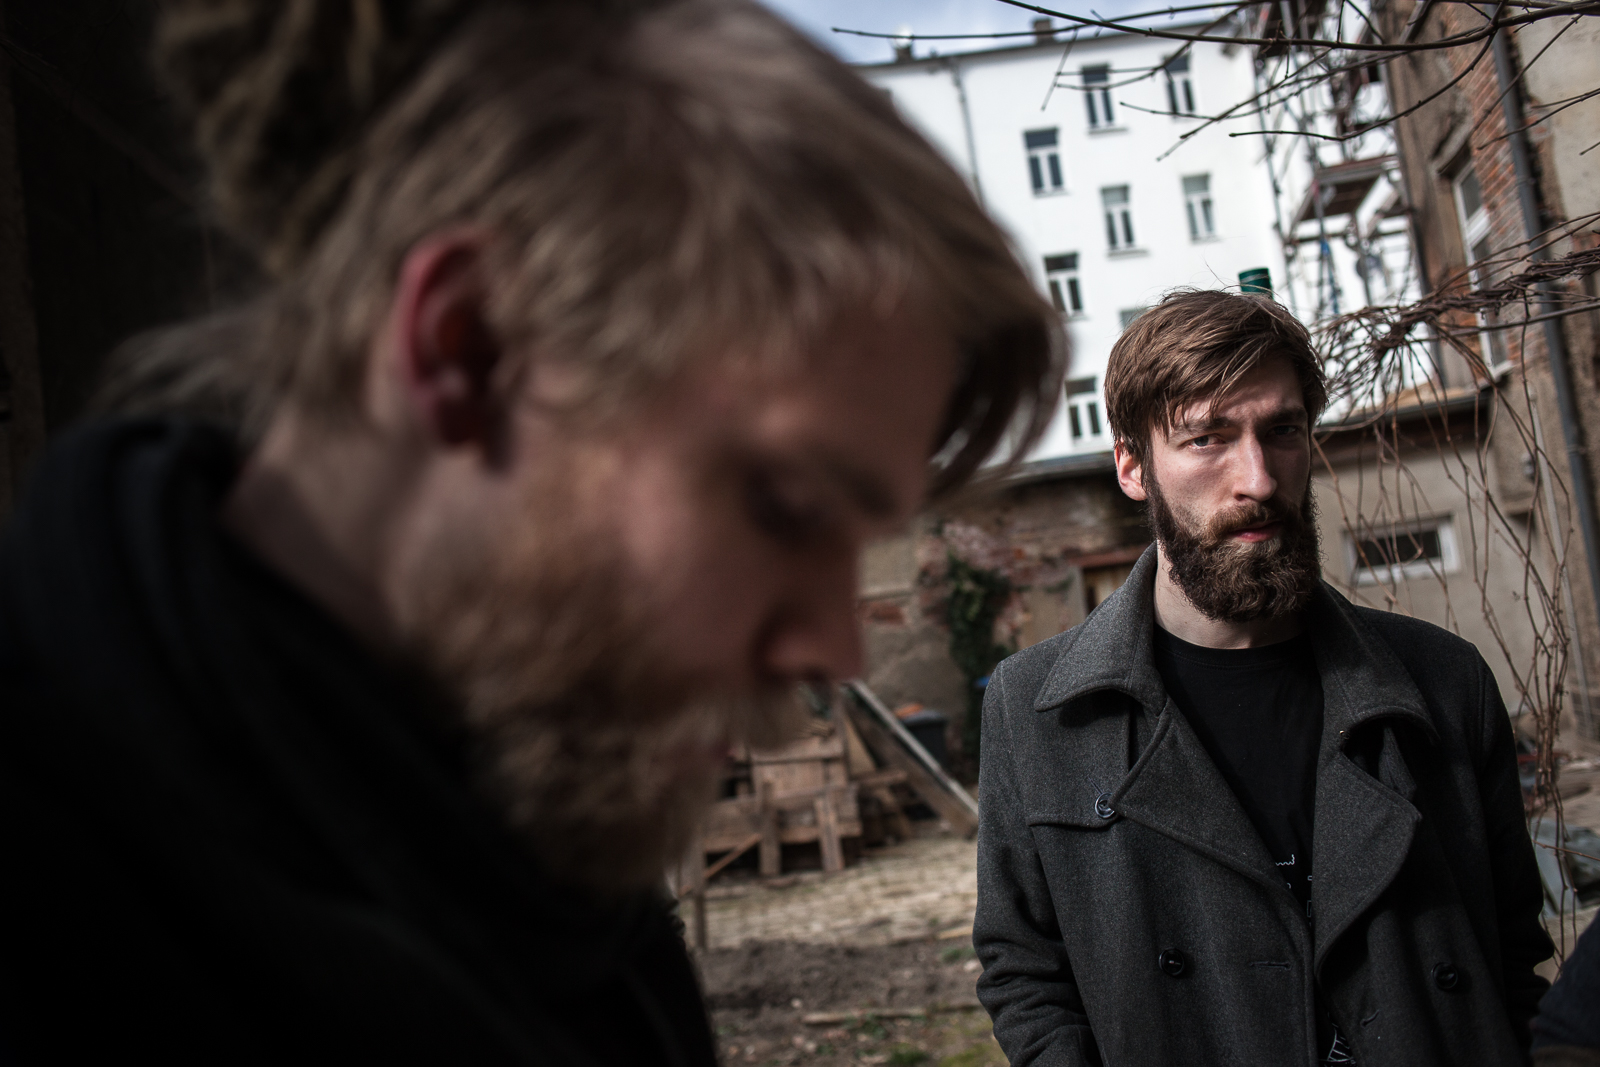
[1151,626,1324,917]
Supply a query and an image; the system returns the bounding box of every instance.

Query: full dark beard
[394,471,803,896]
[1146,473,1322,623]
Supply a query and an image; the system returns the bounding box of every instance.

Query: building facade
[859,19,1283,462]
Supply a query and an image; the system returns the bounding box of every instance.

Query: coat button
[1094,792,1116,819]
[1432,963,1460,991]
[1158,949,1187,977]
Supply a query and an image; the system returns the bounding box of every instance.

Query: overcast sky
[756,1,1220,65]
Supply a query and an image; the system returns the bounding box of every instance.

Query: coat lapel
[1032,550,1445,949]
[1305,587,1438,970]
[1032,547,1283,893]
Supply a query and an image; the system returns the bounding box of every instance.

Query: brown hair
[1103,289,1325,463]
[145,0,1064,497]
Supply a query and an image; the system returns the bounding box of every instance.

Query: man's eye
[744,473,824,545]
[1272,424,1304,438]
[1186,434,1216,448]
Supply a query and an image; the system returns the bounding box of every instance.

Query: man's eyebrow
[815,453,897,520]
[1170,405,1308,435]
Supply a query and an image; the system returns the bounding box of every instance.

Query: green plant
[888,1046,930,1066]
[939,945,976,963]
[857,1017,889,1041]
[942,552,1014,766]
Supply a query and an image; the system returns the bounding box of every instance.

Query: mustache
[1205,498,1297,543]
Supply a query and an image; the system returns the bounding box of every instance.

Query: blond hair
[149,0,1064,495]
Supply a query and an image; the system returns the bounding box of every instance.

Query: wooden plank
[815,792,844,873]
[758,780,781,877]
[701,832,763,883]
[840,713,878,777]
[749,735,846,764]
[687,825,707,951]
[801,1003,982,1025]
[842,681,979,837]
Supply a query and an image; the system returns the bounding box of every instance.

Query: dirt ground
[691,830,1002,1067]
[698,940,1002,1067]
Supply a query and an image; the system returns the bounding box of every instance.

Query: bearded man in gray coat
[974,289,1553,1066]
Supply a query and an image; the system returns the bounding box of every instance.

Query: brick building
[1375,0,1600,739]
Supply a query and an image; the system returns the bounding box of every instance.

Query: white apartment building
[859,21,1283,462]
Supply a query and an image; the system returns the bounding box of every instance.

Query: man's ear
[1114,440,1148,502]
[391,230,502,448]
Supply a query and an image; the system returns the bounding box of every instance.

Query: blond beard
[394,462,805,895]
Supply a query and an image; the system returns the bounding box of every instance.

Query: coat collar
[1026,543,1441,964]
[1033,544,1440,749]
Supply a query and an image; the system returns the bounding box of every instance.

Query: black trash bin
[900,708,949,769]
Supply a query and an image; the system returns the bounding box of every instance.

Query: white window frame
[1044,253,1083,316]
[1453,165,1509,372]
[1164,53,1196,116]
[1083,66,1116,129]
[1102,185,1135,250]
[1346,517,1459,586]
[1064,377,1105,444]
[1024,128,1065,196]
[1183,174,1215,240]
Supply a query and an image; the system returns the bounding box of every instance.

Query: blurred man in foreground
[0,1,1061,1061]
[974,290,1549,1066]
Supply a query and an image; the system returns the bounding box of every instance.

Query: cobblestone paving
[703,833,978,951]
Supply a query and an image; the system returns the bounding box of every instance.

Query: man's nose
[759,555,866,685]
[1232,434,1277,502]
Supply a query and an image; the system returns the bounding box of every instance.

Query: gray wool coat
[974,547,1553,1067]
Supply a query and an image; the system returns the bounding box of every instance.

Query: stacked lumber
[692,682,979,882]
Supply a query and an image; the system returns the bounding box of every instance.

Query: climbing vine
[943,552,1014,768]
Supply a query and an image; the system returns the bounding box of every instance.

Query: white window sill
[1107,247,1148,258]
[1087,125,1128,135]
[1032,188,1069,199]
[1352,561,1456,586]
[1189,234,1222,243]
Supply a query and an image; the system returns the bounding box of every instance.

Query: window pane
[1471,236,1492,266]
[1083,65,1109,84]
[1182,174,1209,194]
[1356,528,1443,568]
[1100,90,1114,125]
[1106,212,1119,248]
[1065,376,1096,397]
[1102,186,1129,207]
[1167,80,1179,114]
[1024,128,1059,149]
[1047,153,1063,189]
[1457,169,1483,219]
[1086,93,1099,127]
[1069,406,1083,439]
[1164,53,1190,74]
[1067,277,1082,312]
[1121,212,1135,247]
[1043,253,1075,272]
[1201,199,1214,234]
[1048,279,1065,313]
[1029,156,1044,193]
[1183,81,1195,113]
[1088,402,1102,436]
[1186,202,1198,240]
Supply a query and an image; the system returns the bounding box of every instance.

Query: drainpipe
[1491,28,1600,643]
[945,58,985,208]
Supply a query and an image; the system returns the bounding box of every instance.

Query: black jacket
[0,419,715,1066]
[974,547,1552,1066]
